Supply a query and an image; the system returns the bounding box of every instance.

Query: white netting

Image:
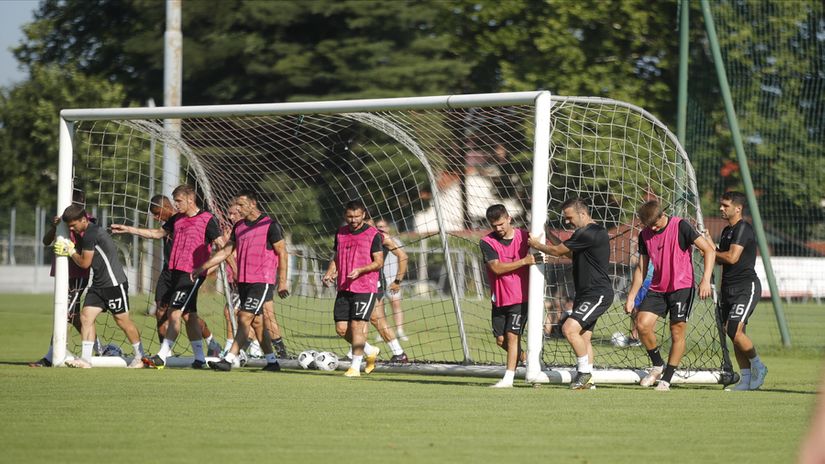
[65,94,722,374]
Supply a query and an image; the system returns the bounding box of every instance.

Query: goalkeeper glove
[54,237,76,257]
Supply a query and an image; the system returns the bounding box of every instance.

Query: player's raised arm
[192,240,235,281]
[110,223,167,239]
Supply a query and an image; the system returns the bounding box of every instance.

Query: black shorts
[569,292,613,331]
[719,279,761,326]
[68,277,89,318]
[492,303,527,337]
[333,291,377,322]
[169,270,204,313]
[638,287,695,323]
[237,282,274,315]
[84,283,130,315]
[154,269,174,306]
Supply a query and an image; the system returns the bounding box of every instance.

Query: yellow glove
[54,236,76,257]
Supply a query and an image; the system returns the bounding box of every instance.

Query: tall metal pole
[700,0,791,346]
[677,0,689,143]
[525,91,552,384]
[162,0,182,198]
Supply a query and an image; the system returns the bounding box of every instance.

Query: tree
[0,65,128,209]
[15,0,472,104]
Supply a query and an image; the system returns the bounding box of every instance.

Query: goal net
[52,91,723,383]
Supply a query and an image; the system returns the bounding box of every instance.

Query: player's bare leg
[492,331,520,388]
[342,320,368,377]
[730,321,767,390]
[654,321,687,391]
[636,311,665,387]
[113,311,145,367]
[183,311,206,367]
[264,305,288,358]
[390,297,406,340]
[564,319,593,389]
[370,299,406,363]
[65,306,103,368]
[155,303,169,343]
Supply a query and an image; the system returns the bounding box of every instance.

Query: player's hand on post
[190,268,203,282]
[53,236,75,257]
[109,224,129,234]
[527,233,543,249]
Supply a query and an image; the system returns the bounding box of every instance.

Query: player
[195,191,288,372]
[707,191,767,390]
[30,196,103,367]
[624,200,716,390]
[528,198,613,390]
[112,185,221,369]
[117,195,222,357]
[212,201,288,360]
[480,204,537,388]
[375,218,409,341]
[358,217,408,363]
[54,204,145,368]
[322,200,383,377]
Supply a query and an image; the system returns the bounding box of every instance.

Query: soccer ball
[611,331,628,348]
[101,343,123,357]
[298,350,319,369]
[247,339,263,358]
[314,352,339,371]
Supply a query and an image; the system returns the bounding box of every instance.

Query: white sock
[749,355,763,367]
[224,352,237,363]
[45,345,54,363]
[388,339,404,356]
[132,342,144,358]
[191,339,205,362]
[502,369,515,383]
[351,354,363,371]
[364,342,376,355]
[265,352,277,363]
[158,338,175,360]
[81,341,95,361]
[223,339,234,353]
[577,355,591,374]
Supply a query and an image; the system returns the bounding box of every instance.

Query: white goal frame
[53,91,722,385]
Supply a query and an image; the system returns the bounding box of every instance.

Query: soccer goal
[52,91,725,384]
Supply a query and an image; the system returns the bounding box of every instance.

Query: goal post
[52,91,724,384]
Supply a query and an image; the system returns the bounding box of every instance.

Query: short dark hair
[637,200,662,227]
[344,199,367,214]
[560,198,589,214]
[149,195,171,211]
[61,204,87,223]
[485,204,508,222]
[172,184,196,198]
[721,191,747,208]
[235,190,258,204]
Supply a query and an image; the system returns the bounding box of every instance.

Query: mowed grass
[0,294,822,464]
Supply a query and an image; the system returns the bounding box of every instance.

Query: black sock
[662,364,678,383]
[647,347,664,367]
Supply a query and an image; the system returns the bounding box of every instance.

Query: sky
[0,0,38,87]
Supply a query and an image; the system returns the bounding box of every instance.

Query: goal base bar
[70,355,725,385]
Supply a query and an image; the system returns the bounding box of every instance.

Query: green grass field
[0,294,822,463]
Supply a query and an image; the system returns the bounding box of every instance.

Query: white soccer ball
[611,331,628,348]
[298,350,319,369]
[314,352,339,371]
[247,339,263,358]
[101,343,123,357]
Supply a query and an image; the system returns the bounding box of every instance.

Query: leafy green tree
[0,65,128,209]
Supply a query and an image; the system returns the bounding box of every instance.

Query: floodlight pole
[700,0,791,347]
[163,0,182,198]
